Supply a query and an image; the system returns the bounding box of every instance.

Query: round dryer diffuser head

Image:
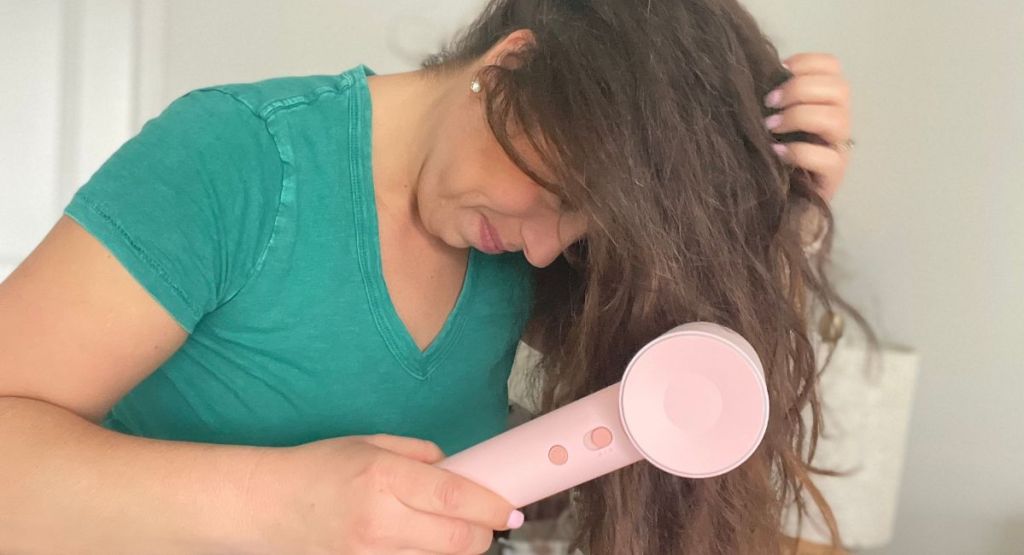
[619,321,770,478]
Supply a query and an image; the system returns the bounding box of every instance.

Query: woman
[0,0,874,553]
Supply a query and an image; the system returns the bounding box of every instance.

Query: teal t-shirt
[63,64,535,455]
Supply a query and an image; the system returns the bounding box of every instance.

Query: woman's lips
[479,216,506,254]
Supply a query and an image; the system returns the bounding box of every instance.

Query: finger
[764,74,849,111]
[387,457,521,531]
[361,433,446,464]
[782,52,843,76]
[773,141,844,200]
[394,511,494,555]
[766,104,849,146]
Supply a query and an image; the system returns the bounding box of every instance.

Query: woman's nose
[521,212,587,268]
[522,235,560,268]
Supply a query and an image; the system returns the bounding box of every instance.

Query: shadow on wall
[996,517,1024,553]
[385,14,446,66]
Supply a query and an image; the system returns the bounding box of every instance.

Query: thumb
[361,433,446,464]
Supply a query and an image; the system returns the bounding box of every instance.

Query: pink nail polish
[764,114,783,129]
[764,89,782,108]
[772,143,788,157]
[507,509,525,529]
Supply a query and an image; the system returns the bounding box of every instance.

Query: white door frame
[0,0,165,280]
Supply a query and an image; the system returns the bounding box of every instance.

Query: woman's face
[416,71,588,269]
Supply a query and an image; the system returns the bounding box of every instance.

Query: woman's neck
[365,69,448,226]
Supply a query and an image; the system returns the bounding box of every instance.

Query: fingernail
[764,88,782,108]
[782,61,791,71]
[764,114,783,130]
[772,143,788,157]
[507,509,525,529]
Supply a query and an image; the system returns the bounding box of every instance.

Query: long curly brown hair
[423,1,879,553]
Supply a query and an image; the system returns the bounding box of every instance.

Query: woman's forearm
[0,396,271,554]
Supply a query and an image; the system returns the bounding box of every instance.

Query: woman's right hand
[246,433,522,555]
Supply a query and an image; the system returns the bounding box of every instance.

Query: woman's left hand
[763,52,852,203]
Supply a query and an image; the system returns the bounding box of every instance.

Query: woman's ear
[483,28,536,70]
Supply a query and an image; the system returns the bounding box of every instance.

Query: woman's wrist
[150,442,283,554]
[194,445,281,554]
[220,444,311,554]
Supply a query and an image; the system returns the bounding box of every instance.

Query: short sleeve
[64,89,283,332]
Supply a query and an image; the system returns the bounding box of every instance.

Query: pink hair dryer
[436,322,769,508]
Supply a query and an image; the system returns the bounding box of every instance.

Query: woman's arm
[0,216,264,553]
[0,397,268,553]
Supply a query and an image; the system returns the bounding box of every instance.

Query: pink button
[589,426,613,449]
[548,445,568,465]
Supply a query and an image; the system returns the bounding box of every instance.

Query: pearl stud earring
[470,78,482,93]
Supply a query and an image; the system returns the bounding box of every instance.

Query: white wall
[155,0,486,108]
[0,1,63,278]
[0,0,142,280]
[742,2,1023,553]
[2,1,1020,552]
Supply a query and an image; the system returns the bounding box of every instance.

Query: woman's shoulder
[188,64,373,120]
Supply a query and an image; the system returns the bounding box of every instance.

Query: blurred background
[0,1,1020,553]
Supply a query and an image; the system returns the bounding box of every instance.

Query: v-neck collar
[349,64,479,380]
